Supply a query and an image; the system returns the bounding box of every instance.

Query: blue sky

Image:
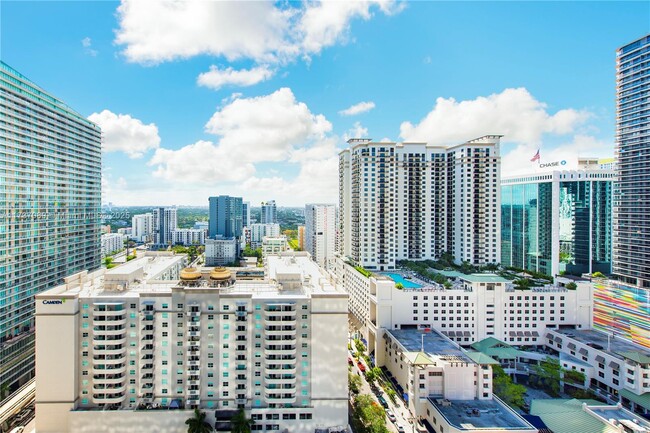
[2,1,649,206]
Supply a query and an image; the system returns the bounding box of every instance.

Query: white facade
[335,259,593,354]
[305,204,336,269]
[250,223,281,248]
[117,228,132,236]
[171,228,206,246]
[131,213,154,243]
[101,233,126,257]
[205,237,237,266]
[262,237,289,257]
[153,207,178,247]
[35,252,348,433]
[338,136,501,270]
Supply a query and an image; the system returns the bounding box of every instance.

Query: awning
[546,333,554,340]
[509,331,517,337]
[595,355,606,363]
[531,331,540,337]
[554,336,562,343]
[609,361,620,370]
[517,331,524,337]
[448,331,456,337]
[524,331,531,337]
[567,343,576,350]
[578,348,588,355]
[464,331,471,336]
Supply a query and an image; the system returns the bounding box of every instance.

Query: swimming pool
[382,272,423,289]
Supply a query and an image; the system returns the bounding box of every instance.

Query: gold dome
[210,267,231,281]
[180,267,201,281]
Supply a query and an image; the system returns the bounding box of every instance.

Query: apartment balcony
[188,379,200,386]
[142,363,154,370]
[188,311,200,317]
[93,327,126,336]
[187,360,200,367]
[92,309,125,317]
[188,330,201,338]
[264,337,296,345]
[187,320,200,328]
[264,375,296,385]
[93,336,126,346]
[264,327,296,335]
[92,356,125,365]
[186,389,200,397]
[92,364,126,375]
[264,393,296,404]
[264,347,297,356]
[188,340,200,347]
[94,346,126,356]
[92,393,126,405]
[141,314,154,322]
[187,396,200,405]
[93,374,126,385]
[141,345,155,355]
[141,374,154,383]
[264,309,296,318]
[93,317,127,327]
[93,383,126,394]
[264,318,296,327]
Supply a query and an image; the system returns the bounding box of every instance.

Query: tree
[349,373,362,394]
[565,282,577,290]
[564,369,586,386]
[231,408,254,433]
[185,408,213,433]
[492,366,526,408]
[530,357,563,396]
[352,394,389,433]
[395,282,404,290]
[592,271,606,278]
[0,382,9,400]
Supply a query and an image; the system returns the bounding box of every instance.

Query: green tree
[1,382,9,400]
[530,357,563,396]
[231,408,254,433]
[592,271,606,278]
[492,366,526,408]
[352,394,389,433]
[185,408,212,433]
[565,282,577,290]
[365,367,381,384]
[395,282,404,290]
[349,373,362,394]
[564,369,586,386]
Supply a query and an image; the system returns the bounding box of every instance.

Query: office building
[205,237,238,266]
[132,213,154,243]
[208,196,243,239]
[171,228,206,246]
[614,34,650,287]
[297,225,305,251]
[101,233,126,257]
[242,201,251,227]
[338,136,501,270]
[260,200,277,224]
[35,252,348,433]
[501,169,614,277]
[380,329,536,433]
[304,204,336,269]
[0,61,102,392]
[153,207,177,247]
[261,236,290,257]
[250,223,281,248]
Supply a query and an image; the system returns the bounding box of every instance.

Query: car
[377,395,389,408]
[385,409,397,422]
[357,362,366,372]
[348,357,354,366]
[395,423,406,433]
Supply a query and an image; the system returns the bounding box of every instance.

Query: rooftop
[459,273,510,283]
[428,397,535,431]
[386,329,473,363]
[552,329,650,362]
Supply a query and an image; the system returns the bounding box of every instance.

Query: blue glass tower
[208,195,243,239]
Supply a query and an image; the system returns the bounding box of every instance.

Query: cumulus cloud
[343,122,369,141]
[88,110,160,158]
[114,0,403,65]
[148,88,337,199]
[400,87,590,145]
[81,37,98,56]
[339,101,376,116]
[197,65,275,90]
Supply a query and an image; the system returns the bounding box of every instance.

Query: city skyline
[2,1,648,206]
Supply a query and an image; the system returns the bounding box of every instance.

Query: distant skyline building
[171,228,206,246]
[338,136,501,270]
[297,225,306,251]
[260,200,277,224]
[205,237,237,265]
[153,207,177,247]
[305,204,336,268]
[501,168,614,277]
[208,195,243,239]
[131,212,154,243]
[0,61,102,392]
[101,233,126,257]
[249,223,281,248]
[614,34,650,287]
[242,201,251,227]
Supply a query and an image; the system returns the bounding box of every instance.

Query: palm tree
[231,408,254,433]
[185,408,213,433]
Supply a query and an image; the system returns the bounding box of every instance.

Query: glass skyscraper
[501,169,614,277]
[0,62,102,391]
[208,195,243,239]
[614,34,650,287]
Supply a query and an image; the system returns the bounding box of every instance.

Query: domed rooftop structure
[180,267,201,281]
[210,267,231,281]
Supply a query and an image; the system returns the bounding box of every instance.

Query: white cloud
[502,135,613,177]
[343,122,369,141]
[400,87,590,145]
[81,37,98,56]
[197,65,274,90]
[114,0,403,65]
[88,110,160,158]
[339,101,376,116]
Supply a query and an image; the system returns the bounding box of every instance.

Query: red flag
[531,149,540,162]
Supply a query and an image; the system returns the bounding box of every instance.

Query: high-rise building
[171,228,206,246]
[242,201,251,227]
[208,195,243,239]
[131,212,154,243]
[249,223,281,248]
[101,233,126,257]
[338,136,501,270]
[152,207,177,247]
[35,252,348,433]
[501,169,615,277]
[0,61,102,392]
[305,204,336,268]
[260,200,277,224]
[205,237,238,266]
[614,34,650,287]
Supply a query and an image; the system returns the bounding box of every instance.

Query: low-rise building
[35,252,348,433]
[171,228,206,246]
[262,237,289,257]
[250,223,281,248]
[101,233,126,257]
[205,237,237,266]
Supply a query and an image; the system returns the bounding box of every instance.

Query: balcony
[187,360,200,367]
[92,356,125,365]
[188,379,200,386]
[188,330,201,337]
[93,317,127,327]
[93,383,126,393]
[264,318,296,327]
[92,364,126,375]
[92,393,126,405]
[141,374,154,383]
[93,337,126,346]
[94,346,126,356]
[188,311,200,317]
[93,374,125,384]
[93,309,125,317]
[188,340,200,347]
[186,389,200,397]
[264,393,296,404]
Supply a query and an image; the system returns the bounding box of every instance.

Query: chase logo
[42,299,66,305]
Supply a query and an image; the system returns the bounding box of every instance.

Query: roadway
[0,379,35,433]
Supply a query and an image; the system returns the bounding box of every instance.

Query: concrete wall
[69,410,194,433]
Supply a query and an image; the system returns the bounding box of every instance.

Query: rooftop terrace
[552,329,650,362]
[387,329,472,363]
[428,398,535,431]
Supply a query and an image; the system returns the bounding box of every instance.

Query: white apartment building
[35,252,348,433]
[171,228,206,246]
[334,259,593,355]
[101,233,126,257]
[117,228,132,237]
[153,207,178,247]
[338,136,501,271]
[305,204,336,269]
[205,237,238,266]
[250,223,281,248]
[262,237,290,257]
[380,329,535,433]
[131,213,154,243]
